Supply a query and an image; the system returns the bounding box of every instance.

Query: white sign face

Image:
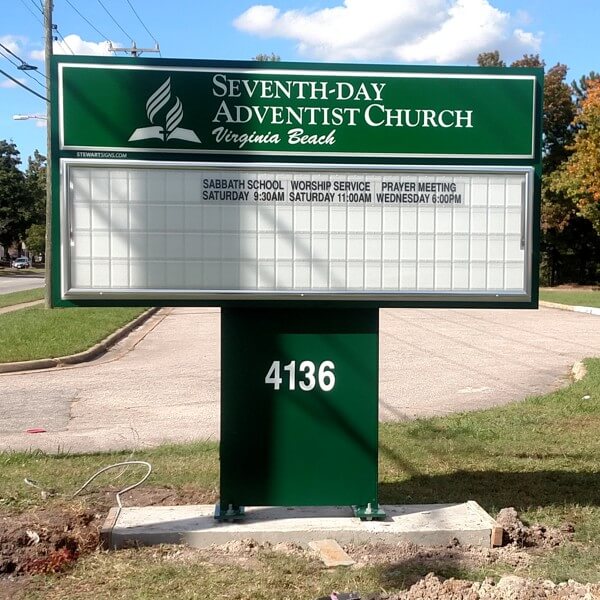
[61,161,533,302]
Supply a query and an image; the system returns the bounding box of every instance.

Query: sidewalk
[539,300,600,316]
[0,306,160,374]
[1,298,597,375]
[0,299,43,315]
[1,305,600,453]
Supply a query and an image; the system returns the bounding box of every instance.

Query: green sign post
[52,56,543,520]
[220,308,380,519]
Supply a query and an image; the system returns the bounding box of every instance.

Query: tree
[25,222,46,256]
[0,140,30,257]
[478,53,575,172]
[504,54,575,172]
[477,52,596,283]
[572,71,600,109]
[253,53,281,62]
[540,63,576,172]
[510,53,544,69]
[25,150,47,226]
[550,79,600,236]
[476,50,505,67]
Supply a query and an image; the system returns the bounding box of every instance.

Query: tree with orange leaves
[550,79,600,235]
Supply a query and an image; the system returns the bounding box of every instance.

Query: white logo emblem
[129,78,201,144]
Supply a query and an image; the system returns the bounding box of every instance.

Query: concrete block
[103,502,502,550]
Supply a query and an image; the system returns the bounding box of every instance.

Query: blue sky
[2,0,598,164]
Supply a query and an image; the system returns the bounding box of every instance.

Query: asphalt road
[0,274,45,294]
[1,306,599,453]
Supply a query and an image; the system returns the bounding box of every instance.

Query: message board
[62,162,532,301]
[52,57,542,307]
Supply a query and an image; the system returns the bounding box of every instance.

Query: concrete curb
[539,300,600,316]
[0,299,44,315]
[0,307,160,374]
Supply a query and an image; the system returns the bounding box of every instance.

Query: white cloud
[0,35,27,55]
[513,28,540,48]
[234,0,541,64]
[0,77,26,89]
[30,35,117,59]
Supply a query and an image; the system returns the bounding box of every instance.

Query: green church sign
[51,57,542,309]
[51,57,543,521]
[58,60,536,159]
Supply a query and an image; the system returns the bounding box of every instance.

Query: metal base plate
[353,504,387,521]
[214,503,245,521]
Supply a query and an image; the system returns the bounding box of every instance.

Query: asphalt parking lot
[0,273,45,294]
[1,305,599,453]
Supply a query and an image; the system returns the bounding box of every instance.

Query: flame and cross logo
[129,77,201,144]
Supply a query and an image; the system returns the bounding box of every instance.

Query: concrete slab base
[103,501,502,549]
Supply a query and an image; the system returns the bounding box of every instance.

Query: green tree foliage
[253,53,281,62]
[25,150,47,226]
[476,50,505,67]
[0,140,30,255]
[477,52,598,283]
[510,53,543,69]
[540,63,576,173]
[572,71,600,109]
[25,222,46,255]
[0,141,46,259]
[502,54,576,172]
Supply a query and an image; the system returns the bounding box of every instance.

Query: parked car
[11,257,31,269]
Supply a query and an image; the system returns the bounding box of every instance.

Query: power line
[124,0,159,46]
[63,0,110,41]
[0,42,46,87]
[0,41,47,78]
[0,68,48,101]
[28,0,43,14]
[0,48,19,68]
[18,0,44,26]
[0,41,31,67]
[97,0,133,42]
[55,28,75,55]
[0,49,46,89]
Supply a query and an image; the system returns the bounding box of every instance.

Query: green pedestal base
[220,307,380,510]
[214,503,245,522]
[353,503,387,521]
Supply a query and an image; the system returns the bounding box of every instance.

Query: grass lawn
[0,306,146,363]
[0,287,44,309]
[0,267,45,277]
[540,288,600,308]
[3,358,600,597]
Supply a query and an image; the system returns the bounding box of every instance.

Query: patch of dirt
[0,484,218,599]
[345,539,532,574]
[0,505,101,578]
[383,572,600,599]
[0,501,588,600]
[121,538,308,571]
[495,508,575,548]
[84,484,218,512]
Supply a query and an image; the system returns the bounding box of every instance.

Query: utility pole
[108,41,160,57]
[44,0,52,308]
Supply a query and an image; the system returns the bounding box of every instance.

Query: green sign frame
[57,62,536,159]
[51,56,543,309]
